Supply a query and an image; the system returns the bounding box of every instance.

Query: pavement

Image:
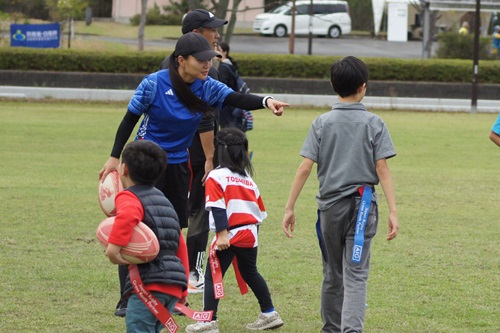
[0,86,497,113]
[78,33,430,58]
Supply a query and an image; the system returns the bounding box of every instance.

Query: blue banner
[11,23,60,48]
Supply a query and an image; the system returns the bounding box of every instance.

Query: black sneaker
[114,298,127,317]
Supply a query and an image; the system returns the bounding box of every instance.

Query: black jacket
[123,185,187,297]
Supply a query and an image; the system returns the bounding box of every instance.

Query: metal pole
[421,0,430,59]
[66,0,71,49]
[471,0,481,113]
[308,0,313,55]
[289,0,296,54]
[67,16,71,49]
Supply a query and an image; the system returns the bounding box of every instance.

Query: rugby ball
[98,170,123,216]
[96,217,160,264]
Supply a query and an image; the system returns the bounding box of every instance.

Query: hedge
[1,47,499,84]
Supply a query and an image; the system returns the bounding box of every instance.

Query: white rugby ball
[98,170,123,217]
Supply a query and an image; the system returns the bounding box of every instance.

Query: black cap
[182,9,228,34]
[174,32,222,61]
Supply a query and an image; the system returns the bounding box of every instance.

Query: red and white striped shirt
[205,168,267,248]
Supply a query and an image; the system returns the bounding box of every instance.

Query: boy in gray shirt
[282,56,399,333]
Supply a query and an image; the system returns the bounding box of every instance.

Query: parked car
[253,0,351,38]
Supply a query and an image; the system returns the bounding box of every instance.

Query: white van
[253,0,351,38]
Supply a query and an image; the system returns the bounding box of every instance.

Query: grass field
[0,99,499,333]
[0,20,254,51]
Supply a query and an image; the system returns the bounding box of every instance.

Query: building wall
[232,0,266,27]
[111,0,265,26]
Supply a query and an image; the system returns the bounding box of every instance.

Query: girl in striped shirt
[186,128,283,333]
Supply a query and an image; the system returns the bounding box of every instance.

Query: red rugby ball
[96,216,160,264]
[98,170,123,217]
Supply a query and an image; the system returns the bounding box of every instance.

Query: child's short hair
[330,56,369,98]
[121,140,167,186]
[215,128,253,177]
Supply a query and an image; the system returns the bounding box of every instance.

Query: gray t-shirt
[300,102,396,210]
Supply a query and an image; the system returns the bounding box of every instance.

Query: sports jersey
[127,69,233,164]
[205,167,267,248]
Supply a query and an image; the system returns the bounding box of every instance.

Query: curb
[0,86,497,113]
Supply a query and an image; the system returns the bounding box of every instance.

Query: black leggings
[203,246,274,320]
[186,163,210,273]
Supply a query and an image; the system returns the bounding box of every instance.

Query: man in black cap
[161,9,227,71]
[182,9,228,35]
[160,9,228,296]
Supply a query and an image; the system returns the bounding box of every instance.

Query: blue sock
[263,307,275,313]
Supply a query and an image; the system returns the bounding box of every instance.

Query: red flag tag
[174,303,213,321]
[209,244,225,299]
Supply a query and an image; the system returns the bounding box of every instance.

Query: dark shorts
[155,162,190,229]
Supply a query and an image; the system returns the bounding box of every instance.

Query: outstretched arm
[376,159,399,240]
[489,131,500,147]
[222,93,289,116]
[282,158,314,238]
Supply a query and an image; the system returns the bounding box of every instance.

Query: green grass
[0,20,255,51]
[0,99,499,332]
[74,21,184,40]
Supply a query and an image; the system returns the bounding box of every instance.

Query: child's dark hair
[121,140,167,186]
[215,128,253,177]
[219,41,238,71]
[330,56,369,98]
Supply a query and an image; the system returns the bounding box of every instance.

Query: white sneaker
[188,272,204,294]
[246,312,284,330]
[185,320,219,333]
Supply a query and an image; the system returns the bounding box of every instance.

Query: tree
[45,0,89,21]
[45,0,89,48]
[409,0,440,59]
[186,0,202,10]
[348,0,374,31]
[223,0,243,43]
[212,0,229,38]
[138,0,147,51]
[0,0,49,20]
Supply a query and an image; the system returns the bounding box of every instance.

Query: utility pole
[66,0,71,49]
[421,0,431,59]
[289,0,296,54]
[471,0,481,113]
[307,0,313,55]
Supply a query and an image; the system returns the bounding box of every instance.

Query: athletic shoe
[185,320,219,333]
[114,298,127,317]
[188,272,205,294]
[246,312,284,330]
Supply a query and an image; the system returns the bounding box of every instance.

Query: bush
[435,32,494,60]
[1,47,499,84]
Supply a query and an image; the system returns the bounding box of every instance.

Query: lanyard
[128,265,213,329]
[209,243,225,299]
[129,264,178,333]
[351,186,372,263]
[209,240,249,300]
